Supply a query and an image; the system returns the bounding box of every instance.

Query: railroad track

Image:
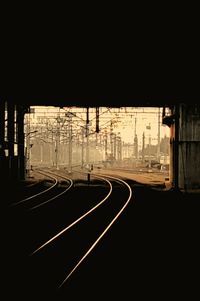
[9,169,73,210]
[5,167,200,299]
[59,173,132,289]
[7,168,133,297]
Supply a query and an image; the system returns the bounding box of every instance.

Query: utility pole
[81,126,84,168]
[55,112,61,169]
[96,107,99,133]
[65,112,73,173]
[86,107,90,183]
[142,132,145,163]
[157,107,161,162]
[50,127,54,166]
[86,107,90,165]
[116,133,122,162]
[134,117,138,161]
[110,121,114,160]
[148,133,151,170]
[145,123,151,169]
[40,126,43,164]
[68,114,72,173]
[113,133,116,161]
[104,130,108,161]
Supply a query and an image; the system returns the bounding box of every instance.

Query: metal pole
[148,133,151,170]
[119,136,122,161]
[86,107,90,183]
[104,131,108,160]
[157,107,161,162]
[110,121,113,160]
[174,104,179,190]
[55,114,60,169]
[81,127,84,168]
[40,127,43,164]
[86,107,89,165]
[96,107,99,133]
[68,115,72,173]
[113,133,116,160]
[142,132,145,163]
[50,129,53,166]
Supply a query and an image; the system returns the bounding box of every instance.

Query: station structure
[0,100,199,191]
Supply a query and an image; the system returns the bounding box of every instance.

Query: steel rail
[29,170,73,210]
[10,170,58,207]
[30,172,112,255]
[59,174,132,288]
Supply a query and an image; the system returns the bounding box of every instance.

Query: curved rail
[10,170,58,207]
[59,174,132,288]
[29,170,73,210]
[30,173,112,255]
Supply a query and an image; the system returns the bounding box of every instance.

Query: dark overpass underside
[5,79,199,106]
[2,63,199,108]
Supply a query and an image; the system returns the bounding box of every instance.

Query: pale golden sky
[28,106,170,148]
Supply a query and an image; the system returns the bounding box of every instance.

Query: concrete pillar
[0,100,6,178]
[162,105,176,188]
[0,100,5,146]
[7,102,15,179]
[178,104,200,191]
[169,117,175,187]
[16,105,25,180]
